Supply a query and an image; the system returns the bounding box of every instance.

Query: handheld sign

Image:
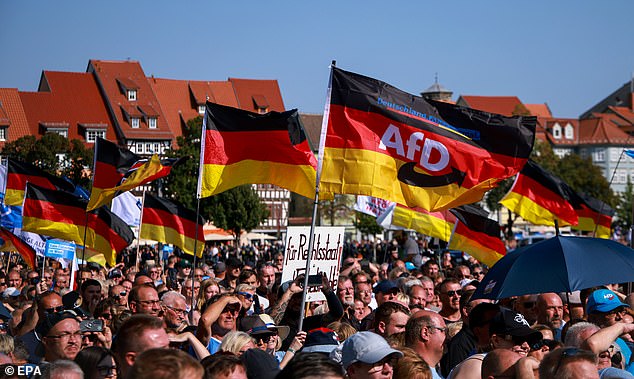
[45,239,76,260]
[282,226,345,302]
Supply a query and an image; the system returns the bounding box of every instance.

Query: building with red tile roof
[228,78,285,114]
[87,60,173,155]
[18,71,116,145]
[456,95,530,117]
[0,88,31,149]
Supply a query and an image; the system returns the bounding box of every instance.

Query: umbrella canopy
[472,235,634,300]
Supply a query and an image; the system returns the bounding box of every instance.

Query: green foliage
[162,116,269,236]
[353,212,384,236]
[1,133,93,189]
[616,178,633,229]
[318,195,354,226]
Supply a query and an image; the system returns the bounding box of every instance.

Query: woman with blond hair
[197,278,220,312]
[393,347,432,379]
[218,331,256,356]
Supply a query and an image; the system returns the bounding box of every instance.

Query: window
[594,149,605,162]
[49,128,68,138]
[0,127,6,141]
[86,130,106,143]
[610,149,620,162]
[153,143,160,153]
[148,117,157,129]
[131,118,140,128]
[616,169,628,184]
[127,90,137,101]
[198,105,205,115]
[136,142,144,154]
[552,123,562,139]
[564,124,574,140]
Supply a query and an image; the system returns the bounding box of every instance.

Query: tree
[353,212,383,236]
[1,133,93,189]
[616,178,633,230]
[162,116,269,239]
[318,195,354,226]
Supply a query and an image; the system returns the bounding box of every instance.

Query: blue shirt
[206,337,221,355]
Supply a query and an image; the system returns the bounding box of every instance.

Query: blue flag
[625,150,634,159]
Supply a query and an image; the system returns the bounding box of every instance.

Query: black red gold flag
[0,227,37,269]
[500,160,580,226]
[448,205,506,267]
[140,193,204,257]
[88,138,181,211]
[22,183,133,265]
[197,102,318,199]
[319,67,536,212]
[4,159,75,206]
[572,193,614,238]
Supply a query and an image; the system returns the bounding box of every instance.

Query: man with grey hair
[40,359,84,379]
[161,291,189,331]
[563,321,600,347]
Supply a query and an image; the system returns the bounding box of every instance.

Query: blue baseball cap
[586,289,629,314]
[373,280,398,294]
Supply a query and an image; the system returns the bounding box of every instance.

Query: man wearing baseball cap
[342,331,403,379]
[587,289,630,328]
[37,310,82,362]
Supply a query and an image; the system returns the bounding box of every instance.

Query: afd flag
[625,150,634,159]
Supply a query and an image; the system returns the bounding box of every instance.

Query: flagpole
[80,211,89,279]
[593,148,630,237]
[298,61,335,332]
[190,197,202,324]
[136,190,147,272]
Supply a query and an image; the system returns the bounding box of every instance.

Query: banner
[282,226,345,302]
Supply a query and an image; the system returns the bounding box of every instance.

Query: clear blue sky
[1,1,633,118]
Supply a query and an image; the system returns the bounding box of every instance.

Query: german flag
[88,138,181,211]
[391,205,456,242]
[500,160,580,227]
[4,159,75,206]
[22,183,133,265]
[0,227,36,269]
[448,205,506,267]
[197,102,318,199]
[572,193,614,238]
[140,193,204,257]
[319,67,536,212]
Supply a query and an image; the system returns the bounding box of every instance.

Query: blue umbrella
[471,235,634,300]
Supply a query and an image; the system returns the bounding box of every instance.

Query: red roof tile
[88,60,173,143]
[0,88,31,148]
[229,78,285,112]
[457,95,526,117]
[578,117,631,145]
[18,71,116,145]
[524,103,552,118]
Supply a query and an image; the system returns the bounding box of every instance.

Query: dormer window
[148,117,157,129]
[552,123,562,139]
[0,127,6,141]
[131,118,140,128]
[565,123,574,140]
[252,95,269,114]
[127,89,137,101]
[198,105,206,114]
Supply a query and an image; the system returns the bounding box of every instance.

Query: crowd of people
[0,231,630,379]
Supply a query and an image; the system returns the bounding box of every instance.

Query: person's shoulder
[447,353,486,379]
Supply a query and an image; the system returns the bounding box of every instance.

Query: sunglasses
[444,290,463,297]
[222,304,241,314]
[44,306,65,314]
[254,333,276,344]
[522,302,536,309]
[237,292,254,300]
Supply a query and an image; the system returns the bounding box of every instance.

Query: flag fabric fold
[572,193,614,238]
[499,160,580,227]
[22,183,133,265]
[197,102,318,199]
[4,159,75,206]
[448,205,506,267]
[319,67,536,212]
[0,227,37,269]
[88,138,181,211]
[140,193,205,257]
[378,202,456,242]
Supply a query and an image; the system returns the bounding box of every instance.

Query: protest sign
[282,226,345,302]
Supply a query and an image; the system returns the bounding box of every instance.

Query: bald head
[481,349,522,378]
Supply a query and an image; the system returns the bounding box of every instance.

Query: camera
[80,319,104,333]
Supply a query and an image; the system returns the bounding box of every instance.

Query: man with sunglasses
[583,289,634,374]
[197,293,242,354]
[439,278,463,326]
